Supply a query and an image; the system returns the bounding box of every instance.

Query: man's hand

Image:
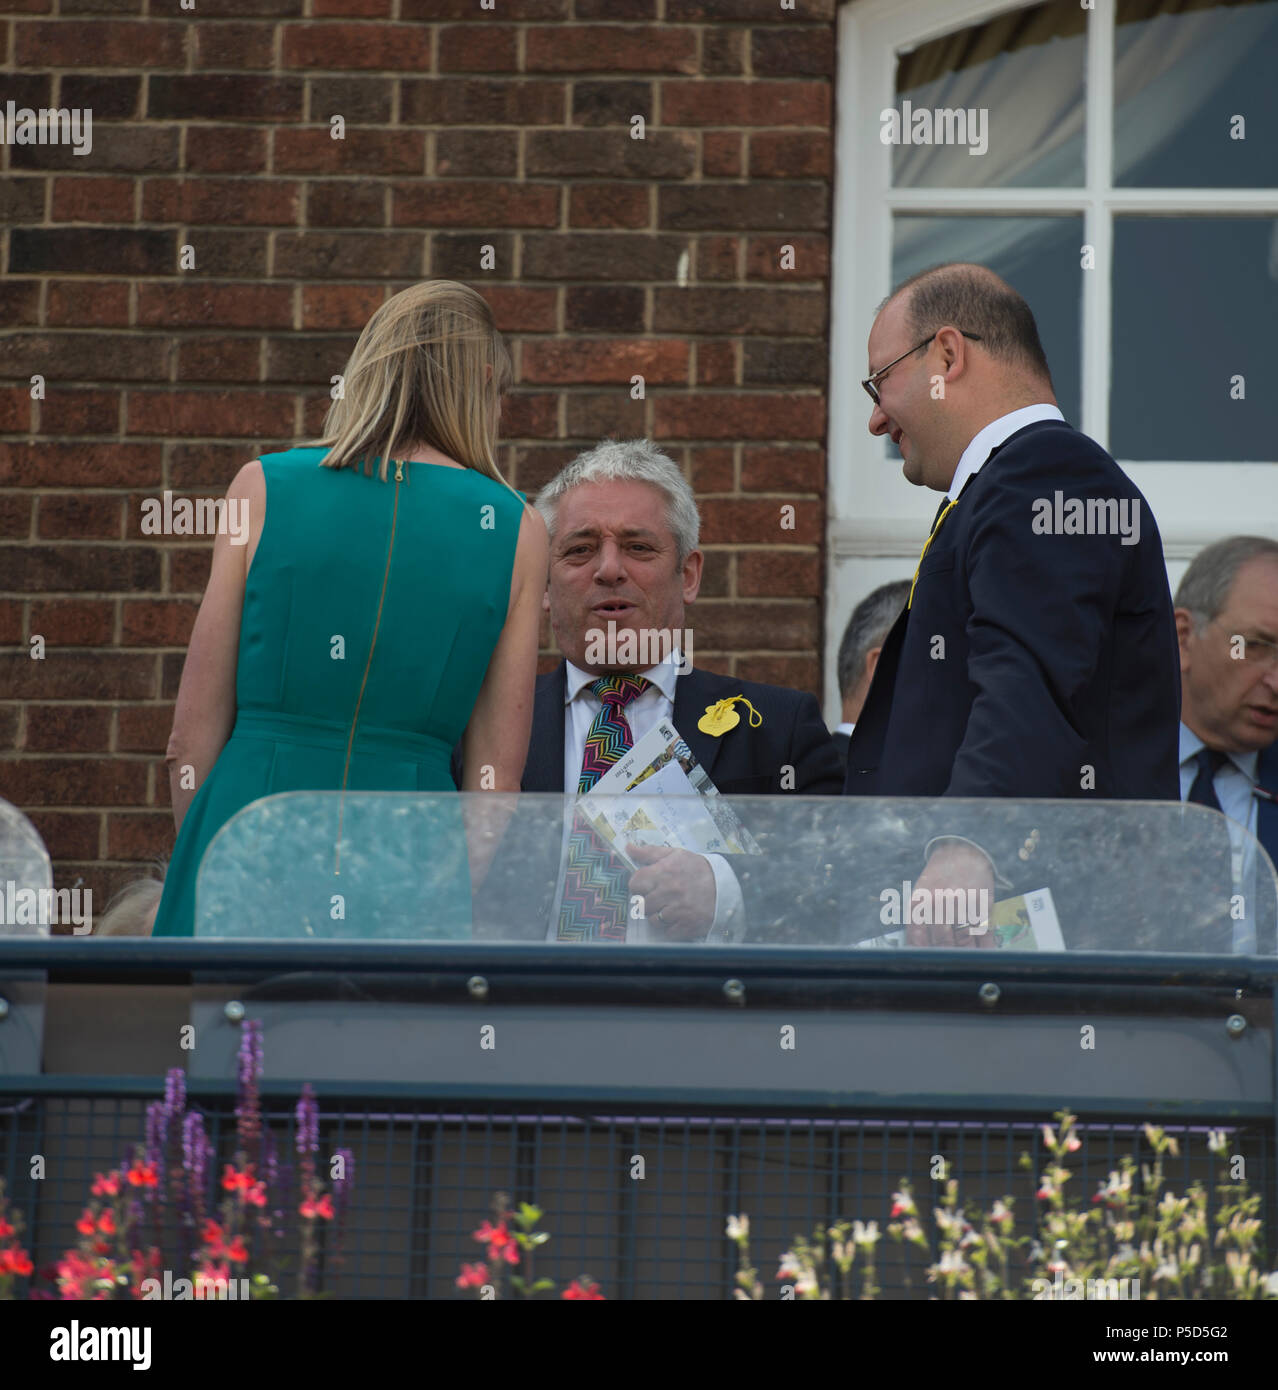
[627,844,716,941]
[907,841,996,949]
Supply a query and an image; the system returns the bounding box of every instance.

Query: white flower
[1207,1130,1229,1154]
[726,1214,748,1242]
[852,1220,880,1247]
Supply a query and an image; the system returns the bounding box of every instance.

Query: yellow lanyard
[907,499,958,609]
[697,695,763,736]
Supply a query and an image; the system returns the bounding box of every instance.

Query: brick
[526,26,696,74]
[0,178,46,222]
[306,180,387,227]
[15,20,184,66]
[571,80,652,128]
[565,286,646,333]
[698,550,731,597]
[696,340,737,386]
[9,228,174,276]
[526,130,694,178]
[197,0,304,15]
[0,389,33,433]
[126,390,292,438]
[666,0,833,18]
[148,74,304,121]
[300,392,330,436]
[300,284,386,330]
[0,601,23,643]
[500,392,558,439]
[180,231,270,277]
[661,80,831,127]
[281,24,432,70]
[702,132,742,177]
[749,131,832,179]
[274,232,422,279]
[193,21,276,68]
[0,333,169,383]
[274,129,425,176]
[186,127,269,174]
[689,446,734,492]
[38,390,121,436]
[523,233,684,282]
[121,599,199,645]
[576,0,655,15]
[0,281,42,326]
[439,25,518,72]
[696,234,739,281]
[509,446,579,497]
[401,78,565,127]
[137,283,293,329]
[11,126,176,173]
[741,446,826,492]
[264,337,349,384]
[23,703,113,752]
[688,599,818,650]
[738,549,820,596]
[402,0,566,15]
[106,811,175,859]
[36,494,125,540]
[435,130,519,178]
[751,29,834,77]
[168,549,212,592]
[479,287,558,333]
[743,339,828,386]
[654,288,826,336]
[654,394,824,442]
[0,707,16,748]
[746,234,830,281]
[661,184,829,231]
[702,27,746,75]
[392,182,559,228]
[564,393,647,441]
[116,702,175,752]
[0,442,161,487]
[0,495,33,537]
[176,337,263,383]
[142,178,302,226]
[569,184,648,229]
[309,77,392,125]
[46,282,131,326]
[0,546,159,595]
[523,339,688,386]
[697,497,821,544]
[25,810,100,860]
[162,444,250,489]
[58,75,141,119]
[63,0,142,11]
[0,755,150,805]
[429,234,515,279]
[735,654,820,693]
[28,599,115,643]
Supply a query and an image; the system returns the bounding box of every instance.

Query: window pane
[891,216,1082,430]
[891,0,1086,189]
[1115,0,1278,188]
[1111,218,1278,461]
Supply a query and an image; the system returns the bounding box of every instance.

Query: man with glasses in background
[1174,536,1278,952]
[845,262,1181,947]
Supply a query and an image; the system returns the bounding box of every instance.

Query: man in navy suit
[1174,536,1278,951]
[473,438,842,943]
[846,263,1181,945]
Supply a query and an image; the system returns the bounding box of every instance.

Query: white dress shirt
[1179,722,1260,953]
[551,650,745,943]
[946,403,1065,501]
[834,721,855,738]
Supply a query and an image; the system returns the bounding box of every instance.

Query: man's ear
[681,548,704,605]
[864,644,883,685]
[1173,607,1196,674]
[541,586,551,614]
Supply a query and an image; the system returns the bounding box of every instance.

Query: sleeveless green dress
[150,447,524,939]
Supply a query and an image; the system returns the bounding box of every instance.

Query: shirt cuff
[705,854,746,943]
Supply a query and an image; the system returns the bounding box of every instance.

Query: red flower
[0,1219,13,1239]
[455,1261,489,1290]
[7,1249,33,1277]
[473,1220,509,1247]
[201,1219,225,1259]
[244,1181,268,1208]
[98,1209,116,1236]
[226,1235,249,1263]
[92,1172,121,1197]
[126,1163,158,1189]
[75,1209,96,1237]
[562,1277,604,1300]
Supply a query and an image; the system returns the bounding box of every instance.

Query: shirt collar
[947,403,1065,501]
[1178,721,1259,780]
[565,648,683,706]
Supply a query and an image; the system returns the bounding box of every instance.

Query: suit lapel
[1257,745,1278,871]
[522,663,567,792]
[672,667,727,781]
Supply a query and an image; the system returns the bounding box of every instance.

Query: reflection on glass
[891,216,1082,429]
[1115,0,1278,188]
[891,0,1086,188]
[194,791,1277,956]
[1111,217,1278,461]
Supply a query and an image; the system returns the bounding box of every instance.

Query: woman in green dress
[150,281,548,938]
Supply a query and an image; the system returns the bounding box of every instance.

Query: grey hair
[534,438,700,564]
[1174,536,1278,631]
[836,579,911,699]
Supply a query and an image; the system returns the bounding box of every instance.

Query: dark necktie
[1187,747,1229,813]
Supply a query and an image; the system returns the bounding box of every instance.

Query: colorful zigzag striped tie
[557,674,650,942]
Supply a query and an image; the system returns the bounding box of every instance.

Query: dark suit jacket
[1256,742,1278,880]
[459,662,843,940]
[844,419,1181,908]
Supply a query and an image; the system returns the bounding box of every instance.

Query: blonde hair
[312,280,515,485]
[95,862,167,937]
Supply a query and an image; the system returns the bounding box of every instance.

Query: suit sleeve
[787,692,845,795]
[947,451,1133,799]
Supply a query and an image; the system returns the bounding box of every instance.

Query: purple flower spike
[235,1020,264,1155]
[295,1084,319,1158]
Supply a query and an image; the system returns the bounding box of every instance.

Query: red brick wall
[0,0,835,921]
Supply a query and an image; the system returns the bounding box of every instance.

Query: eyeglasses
[862,330,982,406]
[1209,619,1278,671]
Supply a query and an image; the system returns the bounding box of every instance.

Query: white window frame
[826,0,1278,720]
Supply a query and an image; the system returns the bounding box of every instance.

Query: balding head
[865,262,1058,492]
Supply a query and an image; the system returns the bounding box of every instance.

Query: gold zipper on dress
[334,458,403,875]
